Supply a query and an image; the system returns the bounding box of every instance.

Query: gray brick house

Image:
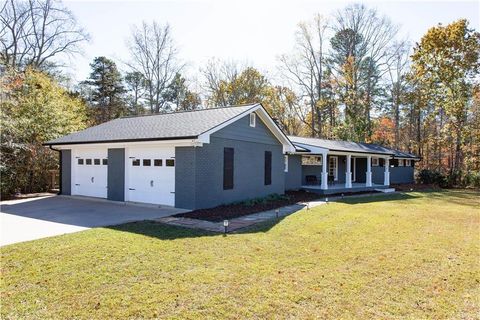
[45,103,420,209]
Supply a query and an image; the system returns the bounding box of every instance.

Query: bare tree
[385,40,411,148]
[0,0,89,70]
[278,14,329,137]
[126,21,180,113]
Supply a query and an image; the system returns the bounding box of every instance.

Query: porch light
[223,220,229,234]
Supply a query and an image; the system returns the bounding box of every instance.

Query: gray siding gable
[212,113,281,146]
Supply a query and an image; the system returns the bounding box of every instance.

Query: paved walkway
[156,200,326,233]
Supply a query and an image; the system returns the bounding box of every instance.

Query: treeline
[1,0,479,196]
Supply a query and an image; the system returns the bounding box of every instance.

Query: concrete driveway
[0,196,188,246]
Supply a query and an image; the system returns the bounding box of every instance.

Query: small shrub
[463,171,480,188]
[417,169,447,186]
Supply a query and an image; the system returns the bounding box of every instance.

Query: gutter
[42,135,198,147]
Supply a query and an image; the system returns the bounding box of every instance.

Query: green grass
[1,190,479,319]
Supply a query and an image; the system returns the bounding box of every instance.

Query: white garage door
[72,148,108,198]
[127,146,175,206]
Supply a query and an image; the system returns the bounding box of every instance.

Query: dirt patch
[173,191,322,222]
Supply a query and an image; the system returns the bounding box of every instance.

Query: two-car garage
[70,145,176,207]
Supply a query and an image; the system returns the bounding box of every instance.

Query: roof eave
[42,135,198,147]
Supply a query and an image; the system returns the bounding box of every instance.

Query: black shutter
[223,148,234,190]
[264,151,272,185]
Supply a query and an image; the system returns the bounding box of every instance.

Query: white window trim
[301,155,322,166]
[398,159,404,166]
[328,156,338,181]
[406,159,411,166]
[284,155,288,172]
[249,113,256,127]
[372,157,379,167]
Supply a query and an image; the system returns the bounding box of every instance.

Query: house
[44,103,420,209]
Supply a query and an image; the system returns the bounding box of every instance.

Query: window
[249,113,256,127]
[154,159,162,166]
[406,159,411,166]
[372,157,379,167]
[94,159,101,165]
[166,159,175,167]
[284,155,288,172]
[398,159,404,166]
[86,159,92,165]
[143,159,151,166]
[78,159,84,165]
[223,148,234,190]
[302,155,322,166]
[264,151,272,185]
[102,158,108,165]
[132,159,140,166]
[328,156,338,181]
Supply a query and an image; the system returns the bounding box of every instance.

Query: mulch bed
[173,190,322,222]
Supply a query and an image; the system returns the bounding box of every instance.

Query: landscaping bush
[417,169,447,187]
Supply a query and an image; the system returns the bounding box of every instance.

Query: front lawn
[1,190,479,319]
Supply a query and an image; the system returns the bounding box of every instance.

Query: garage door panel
[73,148,108,198]
[127,146,175,206]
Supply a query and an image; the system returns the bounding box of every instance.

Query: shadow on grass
[417,189,480,208]
[107,220,218,240]
[105,193,417,240]
[333,192,420,205]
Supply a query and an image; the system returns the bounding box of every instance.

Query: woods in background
[1,0,479,197]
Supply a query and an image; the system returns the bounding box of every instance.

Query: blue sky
[63,0,480,83]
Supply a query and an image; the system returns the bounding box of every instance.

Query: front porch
[301,182,390,195]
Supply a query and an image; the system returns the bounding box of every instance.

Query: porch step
[375,188,396,193]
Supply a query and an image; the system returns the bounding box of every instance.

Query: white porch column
[321,152,328,190]
[384,157,390,186]
[366,155,372,187]
[345,154,352,188]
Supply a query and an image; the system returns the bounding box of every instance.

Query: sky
[62,0,480,83]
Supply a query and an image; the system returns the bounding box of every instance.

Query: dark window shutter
[223,148,234,190]
[264,151,272,185]
[379,158,384,167]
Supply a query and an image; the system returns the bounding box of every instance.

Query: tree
[0,0,89,70]
[410,19,480,179]
[0,68,87,196]
[330,4,399,141]
[124,71,146,115]
[162,73,201,111]
[201,58,245,107]
[126,21,180,113]
[385,41,411,148]
[83,57,126,124]
[278,14,329,137]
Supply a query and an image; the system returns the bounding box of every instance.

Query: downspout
[49,145,62,195]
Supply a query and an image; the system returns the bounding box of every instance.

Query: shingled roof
[45,104,258,145]
[289,136,419,159]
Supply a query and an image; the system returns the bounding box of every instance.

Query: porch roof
[289,136,419,159]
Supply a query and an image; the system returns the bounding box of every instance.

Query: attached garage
[45,104,296,209]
